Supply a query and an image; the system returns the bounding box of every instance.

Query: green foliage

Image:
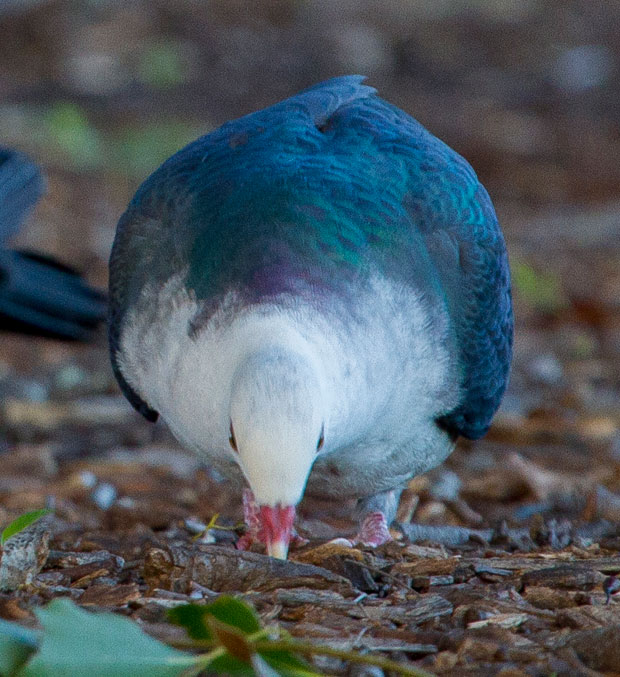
[138,42,187,90]
[45,102,104,170]
[16,598,198,677]
[0,619,39,675]
[169,596,313,676]
[0,595,430,676]
[1,510,52,546]
[0,100,203,177]
[169,595,261,639]
[512,259,568,313]
[112,122,205,178]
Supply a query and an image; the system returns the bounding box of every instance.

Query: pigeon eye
[229,421,238,452]
[316,425,325,452]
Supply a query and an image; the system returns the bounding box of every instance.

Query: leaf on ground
[168,595,261,640]
[18,598,198,677]
[204,596,262,635]
[167,603,213,641]
[0,618,40,675]
[1,510,52,546]
[169,597,315,676]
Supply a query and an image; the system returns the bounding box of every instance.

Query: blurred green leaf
[169,597,317,676]
[512,260,568,313]
[19,598,198,676]
[0,618,39,675]
[207,615,253,662]
[259,648,318,676]
[168,596,261,640]
[138,42,187,89]
[168,604,213,641]
[204,596,262,635]
[45,102,104,170]
[168,598,259,675]
[1,509,51,545]
[112,122,204,178]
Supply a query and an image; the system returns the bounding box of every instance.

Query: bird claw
[236,488,260,551]
[355,511,392,547]
[242,488,260,531]
[236,527,308,552]
[290,531,309,548]
[235,532,255,551]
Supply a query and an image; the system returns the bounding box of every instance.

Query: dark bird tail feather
[0,148,107,340]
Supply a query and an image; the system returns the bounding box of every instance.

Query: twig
[252,640,434,676]
[344,558,411,591]
[171,628,434,676]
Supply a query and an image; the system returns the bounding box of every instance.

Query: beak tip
[267,541,289,560]
[259,504,296,560]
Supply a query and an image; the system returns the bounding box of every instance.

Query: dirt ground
[1,1,619,675]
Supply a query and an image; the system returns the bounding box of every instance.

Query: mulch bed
[1,346,619,676]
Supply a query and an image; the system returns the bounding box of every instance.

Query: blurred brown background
[0,0,618,454]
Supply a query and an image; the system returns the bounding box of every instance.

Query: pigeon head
[229,346,325,558]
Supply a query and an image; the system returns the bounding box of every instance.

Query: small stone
[92,482,117,510]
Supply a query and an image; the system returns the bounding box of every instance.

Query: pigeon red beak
[258,504,296,559]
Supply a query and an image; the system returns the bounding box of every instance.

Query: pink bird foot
[355,511,392,547]
[236,488,260,551]
[235,532,256,551]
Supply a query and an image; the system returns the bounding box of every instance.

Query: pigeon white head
[229,347,325,558]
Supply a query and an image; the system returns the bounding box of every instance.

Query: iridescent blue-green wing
[334,96,513,439]
[423,190,513,440]
[400,125,513,440]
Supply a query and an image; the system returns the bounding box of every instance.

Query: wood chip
[143,544,355,595]
[564,626,620,672]
[70,568,111,588]
[79,583,141,606]
[0,518,51,591]
[47,549,125,569]
[393,556,461,577]
[349,594,453,625]
[273,587,349,608]
[467,612,529,629]
[521,565,605,591]
[293,541,364,565]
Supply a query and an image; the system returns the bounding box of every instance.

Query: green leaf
[512,260,568,313]
[169,597,319,675]
[204,596,261,635]
[168,596,261,641]
[206,616,253,664]
[0,618,40,675]
[45,102,104,170]
[259,648,319,677]
[208,654,255,676]
[167,603,213,641]
[18,598,199,677]
[1,510,52,545]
